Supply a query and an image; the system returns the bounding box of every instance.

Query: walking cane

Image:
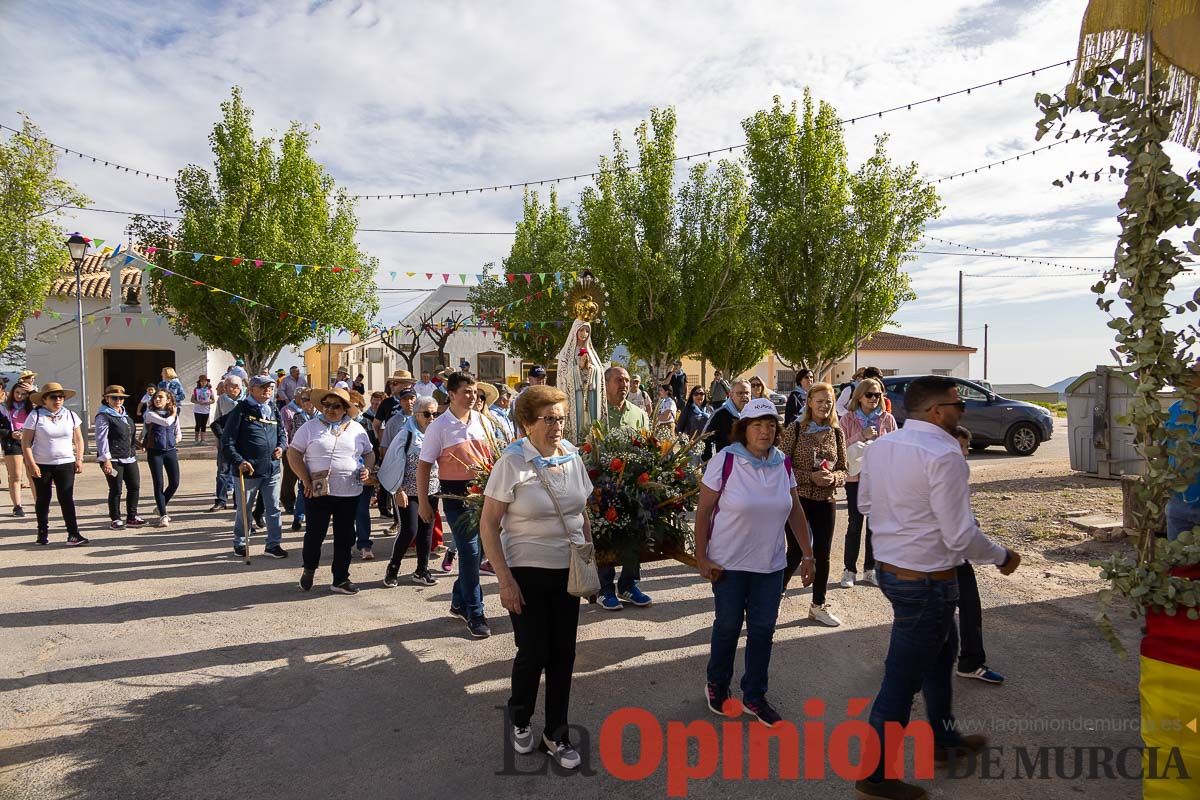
[238,468,252,565]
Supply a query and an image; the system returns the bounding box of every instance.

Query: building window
[881,369,899,376]
[932,368,951,376]
[420,351,446,376]
[477,352,504,383]
[776,370,796,391]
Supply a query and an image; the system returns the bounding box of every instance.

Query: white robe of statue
[555,319,606,445]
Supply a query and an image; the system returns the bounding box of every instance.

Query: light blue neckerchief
[504,437,577,470]
[855,407,883,425]
[317,411,350,435]
[246,394,274,419]
[726,442,785,469]
[806,421,832,434]
[720,397,741,418]
[98,404,127,419]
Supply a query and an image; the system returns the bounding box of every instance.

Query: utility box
[1067,367,1144,479]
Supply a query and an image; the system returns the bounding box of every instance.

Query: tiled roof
[859,331,977,353]
[49,250,144,299]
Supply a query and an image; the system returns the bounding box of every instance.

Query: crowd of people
[20,353,1193,797]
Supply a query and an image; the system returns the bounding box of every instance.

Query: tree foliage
[0,117,90,350]
[578,108,751,379]
[1037,58,1200,636]
[742,94,940,376]
[468,190,611,366]
[128,88,378,375]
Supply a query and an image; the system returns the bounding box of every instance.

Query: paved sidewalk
[0,448,1146,799]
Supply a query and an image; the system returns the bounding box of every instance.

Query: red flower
[581,442,592,454]
[674,467,685,480]
[610,457,625,472]
[604,507,618,523]
[468,485,482,494]
[637,472,650,485]
[587,468,599,480]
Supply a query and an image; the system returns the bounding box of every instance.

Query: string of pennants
[32,308,171,329]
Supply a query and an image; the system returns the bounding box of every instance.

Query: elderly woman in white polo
[21,382,86,546]
[480,384,593,771]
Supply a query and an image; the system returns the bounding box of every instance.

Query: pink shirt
[840,409,898,483]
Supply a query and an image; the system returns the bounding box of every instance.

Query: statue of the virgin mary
[556,319,605,445]
[556,271,608,444]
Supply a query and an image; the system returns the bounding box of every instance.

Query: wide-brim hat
[102,384,130,398]
[392,369,415,382]
[19,370,36,381]
[478,382,499,407]
[309,387,353,409]
[31,382,77,406]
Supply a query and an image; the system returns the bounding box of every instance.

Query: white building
[25,249,233,426]
[340,285,525,392]
[774,331,977,389]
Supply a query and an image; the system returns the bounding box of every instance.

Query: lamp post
[66,233,90,440]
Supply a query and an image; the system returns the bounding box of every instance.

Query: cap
[740,398,779,420]
[235,358,245,366]
[249,374,276,388]
[398,387,416,400]
[275,368,286,376]
[530,365,547,378]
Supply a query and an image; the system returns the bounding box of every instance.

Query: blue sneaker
[598,593,624,611]
[956,666,1004,684]
[619,586,652,607]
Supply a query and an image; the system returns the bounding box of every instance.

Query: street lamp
[66,233,90,439]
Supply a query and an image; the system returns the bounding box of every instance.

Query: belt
[878,562,957,581]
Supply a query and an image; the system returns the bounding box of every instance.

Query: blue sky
[3,0,1197,385]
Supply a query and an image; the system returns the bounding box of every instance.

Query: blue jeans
[598,562,642,596]
[706,569,784,704]
[215,450,233,503]
[294,485,306,521]
[442,481,484,622]
[1166,497,1200,541]
[355,482,373,549]
[233,471,282,548]
[867,568,962,783]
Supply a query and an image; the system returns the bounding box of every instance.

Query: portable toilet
[1066,366,1144,479]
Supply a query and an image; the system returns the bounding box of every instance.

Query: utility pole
[957,270,964,346]
[983,324,989,380]
[326,327,331,388]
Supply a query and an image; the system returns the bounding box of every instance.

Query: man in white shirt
[855,376,1021,800]
[279,366,307,405]
[413,371,437,397]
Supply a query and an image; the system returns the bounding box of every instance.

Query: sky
[3,0,1197,386]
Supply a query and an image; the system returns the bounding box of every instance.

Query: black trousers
[787,498,835,604]
[507,566,580,742]
[843,481,875,572]
[956,562,987,672]
[33,462,80,537]
[389,494,437,573]
[194,412,209,436]
[146,449,180,516]
[303,494,358,584]
[105,461,141,520]
[280,456,298,514]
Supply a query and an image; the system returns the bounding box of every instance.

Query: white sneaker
[809,604,842,627]
[838,569,856,588]
[156,514,170,528]
[511,725,535,754]
[542,734,582,770]
[861,570,879,587]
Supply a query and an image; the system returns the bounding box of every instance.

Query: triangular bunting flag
[193,253,202,262]
[33,309,41,319]
[213,256,224,263]
[140,318,149,327]
[112,244,122,257]
[425,273,433,280]
[50,311,61,320]
[254,260,263,267]
[125,317,132,326]
[147,246,157,255]
[506,274,515,284]
[93,239,105,248]
[389,272,397,280]
[476,274,485,283]
[406,272,415,278]
[442,274,450,283]
[459,274,467,285]
[104,316,111,325]
[524,274,532,285]
[294,265,303,276]
[124,255,134,265]
[231,258,243,266]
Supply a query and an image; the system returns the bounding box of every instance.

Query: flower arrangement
[583,423,704,567]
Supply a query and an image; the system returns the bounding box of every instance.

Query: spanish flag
[1141,565,1200,798]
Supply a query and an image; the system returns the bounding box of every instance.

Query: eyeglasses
[863,392,882,399]
[929,400,967,412]
[750,382,763,387]
[417,412,435,419]
[536,415,567,427]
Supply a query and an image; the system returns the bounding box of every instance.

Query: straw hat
[392,369,415,383]
[30,382,77,406]
[308,387,353,410]
[478,382,499,407]
[102,385,130,398]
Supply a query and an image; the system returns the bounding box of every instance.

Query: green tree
[578,108,752,379]
[128,88,378,374]
[0,117,90,350]
[742,94,940,376]
[697,310,769,378]
[468,190,610,366]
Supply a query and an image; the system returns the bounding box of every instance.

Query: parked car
[766,389,787,419]
[882,375,1054,456]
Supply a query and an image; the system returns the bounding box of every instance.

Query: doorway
[104,348,175,400]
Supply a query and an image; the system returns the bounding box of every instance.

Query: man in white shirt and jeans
[855,376,1021,800]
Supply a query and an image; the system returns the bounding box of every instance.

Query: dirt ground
[0,435,1165,799]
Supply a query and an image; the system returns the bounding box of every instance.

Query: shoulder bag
[532,458,600,598]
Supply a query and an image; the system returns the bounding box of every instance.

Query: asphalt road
[0,434,1154,799]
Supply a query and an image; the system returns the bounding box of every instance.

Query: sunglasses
[930,400,967,412]
[863,392,882,399]
[46,394,66,401]
[417,411,435,419]
[322,400,347,410]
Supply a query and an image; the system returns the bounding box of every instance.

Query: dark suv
[881,376,1054,456]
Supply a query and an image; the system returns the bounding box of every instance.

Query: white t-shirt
[413,380,437,397]
[484,440,592,569]
[656,397,677,419]
[25,408,82,465]
[333,380,351,390]
[701,449,795,573]
[288,417,372,497]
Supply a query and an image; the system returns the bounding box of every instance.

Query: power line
[922,236,1106,273]
[0,122,174,182]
